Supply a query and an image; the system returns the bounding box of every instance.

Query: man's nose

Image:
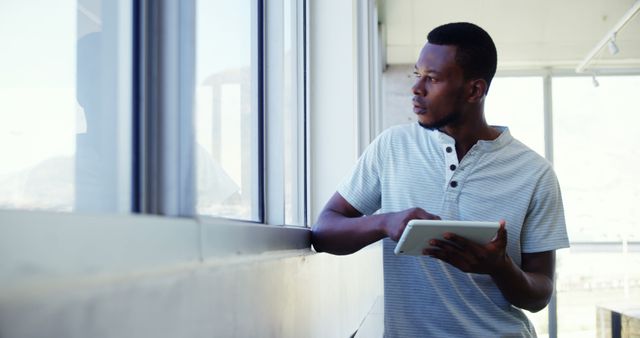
[412,78,425,96]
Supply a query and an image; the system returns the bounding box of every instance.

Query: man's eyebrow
[427,69,440,74]
[414,66,440,75]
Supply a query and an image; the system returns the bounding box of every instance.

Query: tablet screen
[393,219,500,256]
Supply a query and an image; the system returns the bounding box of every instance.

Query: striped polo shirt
[338,123,569,337]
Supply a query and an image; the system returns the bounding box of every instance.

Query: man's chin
[416,112,460,130]
[417,120,439,130]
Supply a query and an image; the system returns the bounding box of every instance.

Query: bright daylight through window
[0,0,132,213]
[553,75,640,336]
[194,0,260,221]
[194,0,305,225]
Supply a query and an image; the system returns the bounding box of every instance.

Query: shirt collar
[426,125,513,152]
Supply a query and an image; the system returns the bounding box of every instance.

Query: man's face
[412,43,467,130]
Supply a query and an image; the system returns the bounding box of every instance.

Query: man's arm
[491,250,555,312]
[424,222,555,312]
[311,192,440,255]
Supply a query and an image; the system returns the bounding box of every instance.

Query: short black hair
[427,22,497,90]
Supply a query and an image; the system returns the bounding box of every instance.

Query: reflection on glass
[0,0,131,212]
[195,0,259,220]
[485,77,545,157]
[553,76,640,336]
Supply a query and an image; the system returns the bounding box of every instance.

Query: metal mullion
[302,0,310,226]
[136,0,156,215]
[284,0,307,227]
[132,0,142,213]
[177,0,196,217]
[255,0,266,223]
[355,0,372,156]
[137,0,195,217]
[543,72,554,165]
[264,0,286,226]
[543,71,558,338]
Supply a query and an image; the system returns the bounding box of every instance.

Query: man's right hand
[312,192,441,255]
[384,207,441,242]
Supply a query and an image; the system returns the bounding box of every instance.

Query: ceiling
[379,0,640,72]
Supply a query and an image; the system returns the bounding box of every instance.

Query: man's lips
[413,97,427,114]
[413,104,427,114]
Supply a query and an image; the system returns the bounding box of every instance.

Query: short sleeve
[336,131,389,216]
[521,167,570,253]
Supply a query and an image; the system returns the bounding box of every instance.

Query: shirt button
[450,164,456,171]
[446,146,453,153]
[450,181,458,188]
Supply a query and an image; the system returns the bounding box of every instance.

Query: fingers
[412,207,441,221]
[423,243,471,272]
[443,232,472,249]
[493,221,507,247]
[441,232,488,260]
[421,220,509,275]
[424,238,475,263]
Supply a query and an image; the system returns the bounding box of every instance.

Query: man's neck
[439,120,500,161]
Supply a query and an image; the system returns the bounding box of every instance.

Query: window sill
[0,209,311,293]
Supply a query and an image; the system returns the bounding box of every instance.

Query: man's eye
[412,72,437,82]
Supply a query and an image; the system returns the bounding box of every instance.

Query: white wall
[381,64,416,129]
[308,0,361,221]
[0,229,382,338]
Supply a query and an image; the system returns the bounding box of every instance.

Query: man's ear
[467,79,487,103]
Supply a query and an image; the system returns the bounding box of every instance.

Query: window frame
[138,0,312,246]
[135,0,310,225]
[262,0,310,227]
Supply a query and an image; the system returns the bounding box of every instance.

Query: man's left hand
[423,220,508,275]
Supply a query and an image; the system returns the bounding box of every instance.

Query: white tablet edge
[393,219,500,255]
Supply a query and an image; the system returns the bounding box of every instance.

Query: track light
[608,33,619,55]
[592,73,600,87]
[576,0,640,73]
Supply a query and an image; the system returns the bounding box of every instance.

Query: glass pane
[195,0,260,221]
[556,249,640,337]
[0,0,131,212]
[485,77,545,157]
[553,76,640,242]
[553,75,640,336]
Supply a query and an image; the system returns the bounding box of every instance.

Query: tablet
[393,219,500,256]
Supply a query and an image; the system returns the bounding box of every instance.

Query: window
[0,0,132,213]
[0,0,308,227]
[194,0,307,225]
[0,0,311,279]
[553,75,640,336]
[485,76,545,157]
[194,0,260,221]
[477,73,640,337]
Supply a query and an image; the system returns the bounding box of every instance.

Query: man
[311,22,569,337]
